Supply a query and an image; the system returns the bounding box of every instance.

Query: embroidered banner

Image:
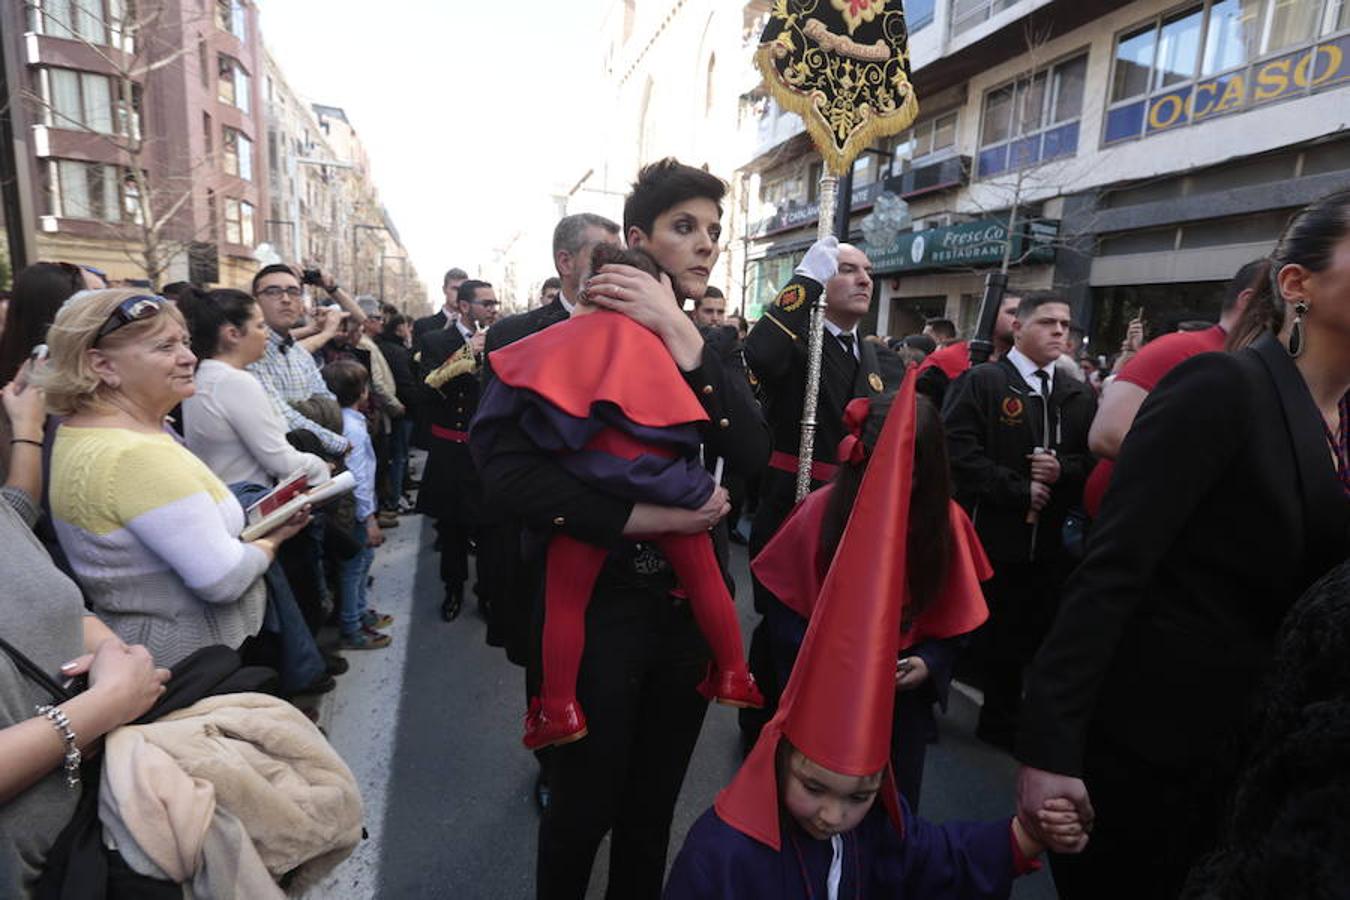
[756,0,920,175]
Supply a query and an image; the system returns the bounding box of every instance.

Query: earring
[1288,301,1308,358]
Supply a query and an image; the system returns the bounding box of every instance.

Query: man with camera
[249,262,362,456]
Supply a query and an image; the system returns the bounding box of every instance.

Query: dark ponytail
[178,289,256,360]
[1226,190,1350,352]
[817,391,953,631]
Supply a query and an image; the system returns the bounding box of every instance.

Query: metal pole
[967,271,1008,366]
[795,173,839,501]
[0,24,36,278]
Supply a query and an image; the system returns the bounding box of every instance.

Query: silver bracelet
[35,704,81,788]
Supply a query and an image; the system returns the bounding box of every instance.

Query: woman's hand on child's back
[624,488,730,537]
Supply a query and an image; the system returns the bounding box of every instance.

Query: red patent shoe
[522,698,589,751]
[696,667,765,709]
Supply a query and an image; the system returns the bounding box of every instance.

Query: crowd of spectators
[0,259,401,896]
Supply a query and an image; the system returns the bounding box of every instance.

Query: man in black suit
[413,266,468,344]
[941,291,1096,751]
[740,237,898,740]
[416,278,499,621]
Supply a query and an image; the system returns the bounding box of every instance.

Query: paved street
[308,509,1059,900]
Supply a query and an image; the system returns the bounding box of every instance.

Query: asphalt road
[308,511,1060,899]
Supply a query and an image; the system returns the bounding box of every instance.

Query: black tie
[837,333,855,359]
[1034,369,1050,400]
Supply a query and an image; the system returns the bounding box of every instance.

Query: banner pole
[796,172,839,501]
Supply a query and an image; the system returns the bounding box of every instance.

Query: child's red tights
[540,532,749,705]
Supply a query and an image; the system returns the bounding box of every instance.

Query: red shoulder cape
[750,488,992,648]
[916,341,971,381]
[487,310,708,428]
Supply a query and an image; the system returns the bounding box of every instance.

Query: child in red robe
[473,244,761,750]
[665,372,1085,899]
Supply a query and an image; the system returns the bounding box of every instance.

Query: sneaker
[362,608,394,630]
[377,511,400,529]
[341,627,392,650]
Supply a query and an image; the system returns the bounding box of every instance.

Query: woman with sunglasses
[35,290,311,668]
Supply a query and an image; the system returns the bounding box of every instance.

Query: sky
[259,0,609,300]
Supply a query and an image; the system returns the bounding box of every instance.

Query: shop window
[1178,208,1296,247]
[1103,0,1347,145]
[978,54,1086,178]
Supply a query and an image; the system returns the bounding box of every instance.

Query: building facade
[2,0,424,308]
[737,0,1350,349]
[5,0,268,287]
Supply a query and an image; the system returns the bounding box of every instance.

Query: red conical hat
[716,370,921,849]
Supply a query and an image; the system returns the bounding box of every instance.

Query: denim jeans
[337,520,373,636]
[387,416,414,506]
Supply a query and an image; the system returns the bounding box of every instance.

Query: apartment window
[216,0,247,39]
[217,55,251,114]
[224,198,255,246]
[951,0,1022,37]
[49,159,129,223]
[203,112,213,154]
[222,127,253,181]
[1104,0,1349,144]
[892,110,960,166]
[28,0,129,49]
[198,38,210,89]
[907,0,936,31]
[43,68,114,134]
[978,54,1087,177]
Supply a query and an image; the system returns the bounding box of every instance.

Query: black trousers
[1048,734,1227,899]
[971,561,1062,743]
[535,578,711,900]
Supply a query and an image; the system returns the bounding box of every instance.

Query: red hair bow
[837,397,871,465]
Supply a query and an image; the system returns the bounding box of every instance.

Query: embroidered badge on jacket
[1000,396,1025,427]
[775,284,806,313]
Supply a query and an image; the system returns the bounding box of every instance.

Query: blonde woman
[37,290,308,667]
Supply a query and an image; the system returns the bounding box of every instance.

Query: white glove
[794,236,840,287]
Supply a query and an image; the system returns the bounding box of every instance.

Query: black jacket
[743,275,897,550]
[375,335,418,409]
[414,325,483,520]
[1017,335,1350,777]
[941,354,1095,563]
[412,309,448,345]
